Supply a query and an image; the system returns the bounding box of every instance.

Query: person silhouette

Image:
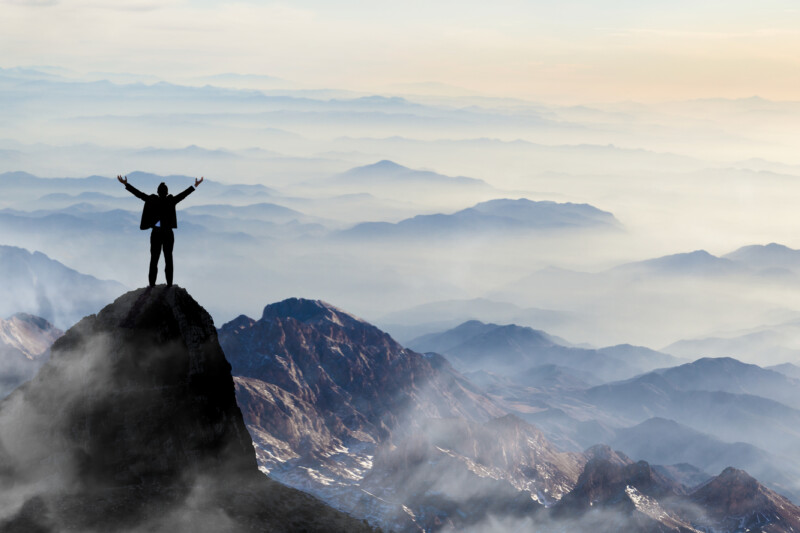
[118,175,203,287]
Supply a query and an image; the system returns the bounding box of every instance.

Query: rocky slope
[0,313,62,397]
[552,449,800,533]
[0,286,373,533]
[688,467,800,532]
[219,299,584,530]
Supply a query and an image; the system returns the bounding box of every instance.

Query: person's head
[157,182,168,197]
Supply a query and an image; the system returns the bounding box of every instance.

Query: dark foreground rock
[0,286,374,533]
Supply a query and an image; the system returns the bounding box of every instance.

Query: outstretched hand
[117,175,128,185]
[195,176,204,187]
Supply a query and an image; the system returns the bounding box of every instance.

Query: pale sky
[4,0,800,102]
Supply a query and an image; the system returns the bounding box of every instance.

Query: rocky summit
[0,286,373,533]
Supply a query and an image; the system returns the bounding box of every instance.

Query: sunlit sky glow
[4,0,800,102]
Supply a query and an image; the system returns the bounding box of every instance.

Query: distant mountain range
[0,170,275,205]
[333,159,491,188]
[340,197,619,240]
[0,245,124,329]
[409,321,800,504]
[651,356,800,406]
[664,320,800,365]
[584,364,800,459]
[408,320,680,382]
[493,243,800,349]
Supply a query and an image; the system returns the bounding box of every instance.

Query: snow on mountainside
[0,313,62,398]
[553,452,800,533]
[0,313,61,360]
[689,467,800,532]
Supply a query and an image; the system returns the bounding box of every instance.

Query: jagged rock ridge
[220,298,586,530]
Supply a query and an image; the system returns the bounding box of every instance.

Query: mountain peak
[261,297,361,326]
[371,159,405,169]
[688,465,800,530]
[347,160,408,175]
[0,286,372,531]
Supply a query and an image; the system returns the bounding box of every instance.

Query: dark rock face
[0,287,373,533]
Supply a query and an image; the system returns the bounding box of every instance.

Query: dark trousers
[149,227,175,286]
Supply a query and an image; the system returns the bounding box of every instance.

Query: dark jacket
[125,183,194,230]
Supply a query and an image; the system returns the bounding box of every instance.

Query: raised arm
[173,176,203,204]
[118,175,148,201]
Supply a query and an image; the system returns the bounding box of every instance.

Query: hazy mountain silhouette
[0,245,124,329]
[333,160,492,188]
[664,323,800,366]
[377,297,569,342]
[611,250,745,277]
[769,362,800,379]
[409,320,679,382]
[340,198,619,240]
[650,356,800,407]
[723,242,800,271]
[584,368,800,458]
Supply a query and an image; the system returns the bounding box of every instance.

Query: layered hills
[408,319,680,382]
